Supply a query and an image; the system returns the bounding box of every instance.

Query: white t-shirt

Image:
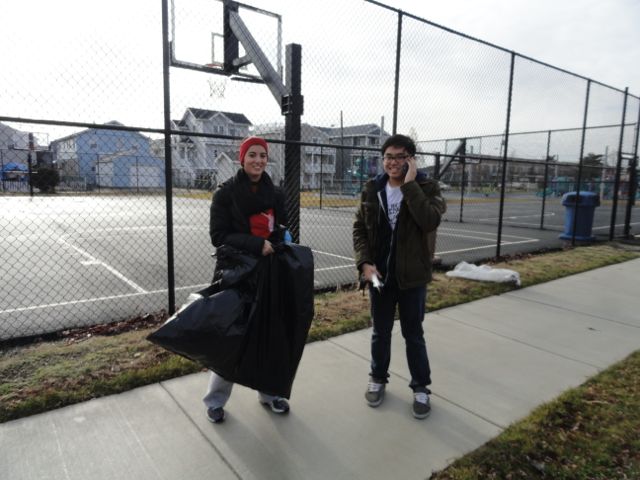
[385,183,403,230]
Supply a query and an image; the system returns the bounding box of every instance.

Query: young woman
[203,136,290,424]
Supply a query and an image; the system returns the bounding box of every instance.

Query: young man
[353,134,446,419]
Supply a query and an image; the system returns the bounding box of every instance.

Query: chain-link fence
[1,0,638,340]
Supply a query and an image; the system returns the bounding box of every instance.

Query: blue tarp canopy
[2,162,28,172]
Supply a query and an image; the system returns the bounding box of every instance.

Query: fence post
[459,139,466,223]
[496,52,515,259]
[27,133,34,197]
[340,111,345,194]
[392,10,403,135]
[1,149,5,192]
[571,79,591,246]
[540,130,552,229]
[359,149,365,193]
[161,0,176,314]
[96,153,100,193]
[319,145,324,209]
[623,95,639,238]
[609,88,629,240]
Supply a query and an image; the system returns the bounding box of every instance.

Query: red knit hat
[239,136,268,165]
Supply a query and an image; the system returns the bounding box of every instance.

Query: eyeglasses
[383,154,410,162]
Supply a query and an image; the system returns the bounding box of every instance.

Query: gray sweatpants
[202,371,279,409]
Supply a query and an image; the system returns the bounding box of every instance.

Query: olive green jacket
[353,173,446,289]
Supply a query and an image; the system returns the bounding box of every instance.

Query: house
[253,123,337,189]
[1,123,52,191]
[50,121,164,189]
[0,122,45,171]
[317,123,390,180]
[170,108,252,188]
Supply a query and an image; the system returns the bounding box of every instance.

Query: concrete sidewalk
[2,259,639,480]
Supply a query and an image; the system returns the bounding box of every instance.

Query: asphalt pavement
[1,258,639,480]
[3,193,638,340]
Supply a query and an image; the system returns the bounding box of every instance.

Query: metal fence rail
[0,0,638,340]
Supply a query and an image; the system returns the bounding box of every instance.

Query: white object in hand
[371,275,384,291]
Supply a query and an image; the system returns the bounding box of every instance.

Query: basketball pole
[225,2,304,242]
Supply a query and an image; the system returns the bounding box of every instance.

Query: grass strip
[429,350,640,479]
[1,244,638,425]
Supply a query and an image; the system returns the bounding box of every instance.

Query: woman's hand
[261,239,275,256]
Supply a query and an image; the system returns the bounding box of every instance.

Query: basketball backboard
[169,0,282,82]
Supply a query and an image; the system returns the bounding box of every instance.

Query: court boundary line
[58,236,147,293]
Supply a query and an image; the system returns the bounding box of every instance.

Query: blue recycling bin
[559,191,600,241]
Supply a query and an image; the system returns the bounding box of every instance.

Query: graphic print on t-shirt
[385,184,403,230]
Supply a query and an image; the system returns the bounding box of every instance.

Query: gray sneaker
[412,388,431,419]
[365,380,385,407]
[261,397,290,414]
[206,406,225,424]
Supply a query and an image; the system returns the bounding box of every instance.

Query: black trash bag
[147,284,253,374]
[212,245,261,290]
[229,243,314,398]
[148,243,314,399]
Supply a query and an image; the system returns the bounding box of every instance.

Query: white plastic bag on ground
[445,261,521,286]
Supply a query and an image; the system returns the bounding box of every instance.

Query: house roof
[185,108,252,125]
[316,123,389,137]
[0,122,19,137]
[50,121,149,145]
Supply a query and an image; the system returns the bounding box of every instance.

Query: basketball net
[208,77,227,99]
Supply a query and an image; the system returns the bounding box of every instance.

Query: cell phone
[402,163,409,176]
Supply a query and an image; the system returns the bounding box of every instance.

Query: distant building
[50,121,164,189]
[317,124,390,180]
[253,122,388,190]
[253,123,337,189]
[169,108,252,188]
[0,122,46,169]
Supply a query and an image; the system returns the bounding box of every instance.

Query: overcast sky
[2,0,639,153]
[389,0,639,93]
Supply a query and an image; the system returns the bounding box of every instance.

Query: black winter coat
[353,172,446,289]
[210,169,287,256]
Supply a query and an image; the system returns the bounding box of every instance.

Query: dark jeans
[369,283,431,391]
